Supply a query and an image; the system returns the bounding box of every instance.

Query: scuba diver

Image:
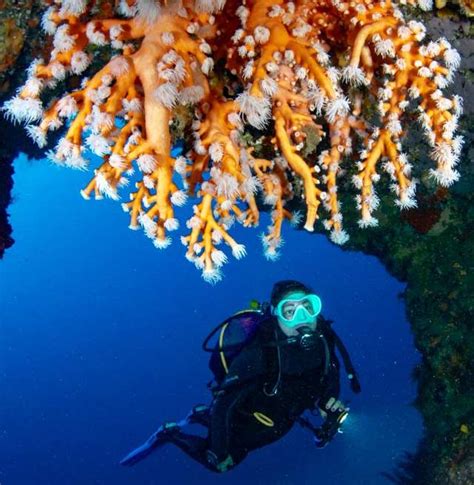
[121,280,361,473]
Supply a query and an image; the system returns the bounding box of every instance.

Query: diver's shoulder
[318,314,334,326]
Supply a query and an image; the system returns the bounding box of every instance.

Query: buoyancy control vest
[202,303,361,394]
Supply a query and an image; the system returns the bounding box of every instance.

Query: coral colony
[4,0,463,282]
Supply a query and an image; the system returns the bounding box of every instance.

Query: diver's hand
[315,398,349,448]
[318,397,347,419]
[206,450,234,472]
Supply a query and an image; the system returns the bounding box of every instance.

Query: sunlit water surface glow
[0,154,422,484]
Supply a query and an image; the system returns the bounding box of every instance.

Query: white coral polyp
[137,154,157,173]
[3,96,43,124]
[358,213,379,228]
[325,96,350,123]
[155,83,179,109]
[254,26,270,44]
[237,91,271,130]
[231,243,247,260]
[96,171,119,199]
[171,190,187,207]
[54,25,76,52]
[60,0,88,16]
[417,0,433,11]
[71,51,90,75]
[41,7,57,34]
[57,96,78,119]
[341,66,368,87]
[211,249,228,267]
[109,154,127,169]
[209,142,224,162]
[153,237,172,249]
[330,229,349,245]
[86,133,111,156]
[22,77,43,97]
[429,167,460,187]
[201,58,214,75]
[26,125,47,148]
[164,218,179,231]
[138,213,158,238]
[202,267,223,284]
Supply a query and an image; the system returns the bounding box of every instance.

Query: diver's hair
[270,280,313,307]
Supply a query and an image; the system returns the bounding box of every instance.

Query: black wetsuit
[168,316,342,472]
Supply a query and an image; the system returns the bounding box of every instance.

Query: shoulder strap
[319,318,361,394]
[320,334,331,377]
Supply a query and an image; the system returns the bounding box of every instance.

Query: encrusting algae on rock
[434,0,474,17]
[3,0,465,283]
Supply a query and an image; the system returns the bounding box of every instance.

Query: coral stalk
[3,0,464,281]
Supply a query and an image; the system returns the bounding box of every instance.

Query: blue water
[1,154,422,484]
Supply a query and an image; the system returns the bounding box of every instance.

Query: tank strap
[202,309,267,353]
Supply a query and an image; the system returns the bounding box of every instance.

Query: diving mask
[274,292,322,327]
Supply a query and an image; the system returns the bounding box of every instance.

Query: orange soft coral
[229,0,463,238]
[3,0,464,282]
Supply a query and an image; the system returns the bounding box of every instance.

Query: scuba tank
[202,302,271,385]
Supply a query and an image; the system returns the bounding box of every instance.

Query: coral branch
[3,0,464,281]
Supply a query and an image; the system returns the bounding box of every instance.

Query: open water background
[0,154,422,484]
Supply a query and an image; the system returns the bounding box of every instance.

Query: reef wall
[0,0,46,257]
[336,9,474,484]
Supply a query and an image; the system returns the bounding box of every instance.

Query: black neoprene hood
[270,280,313,307]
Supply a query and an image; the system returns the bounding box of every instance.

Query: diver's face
[275,291,318,337]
